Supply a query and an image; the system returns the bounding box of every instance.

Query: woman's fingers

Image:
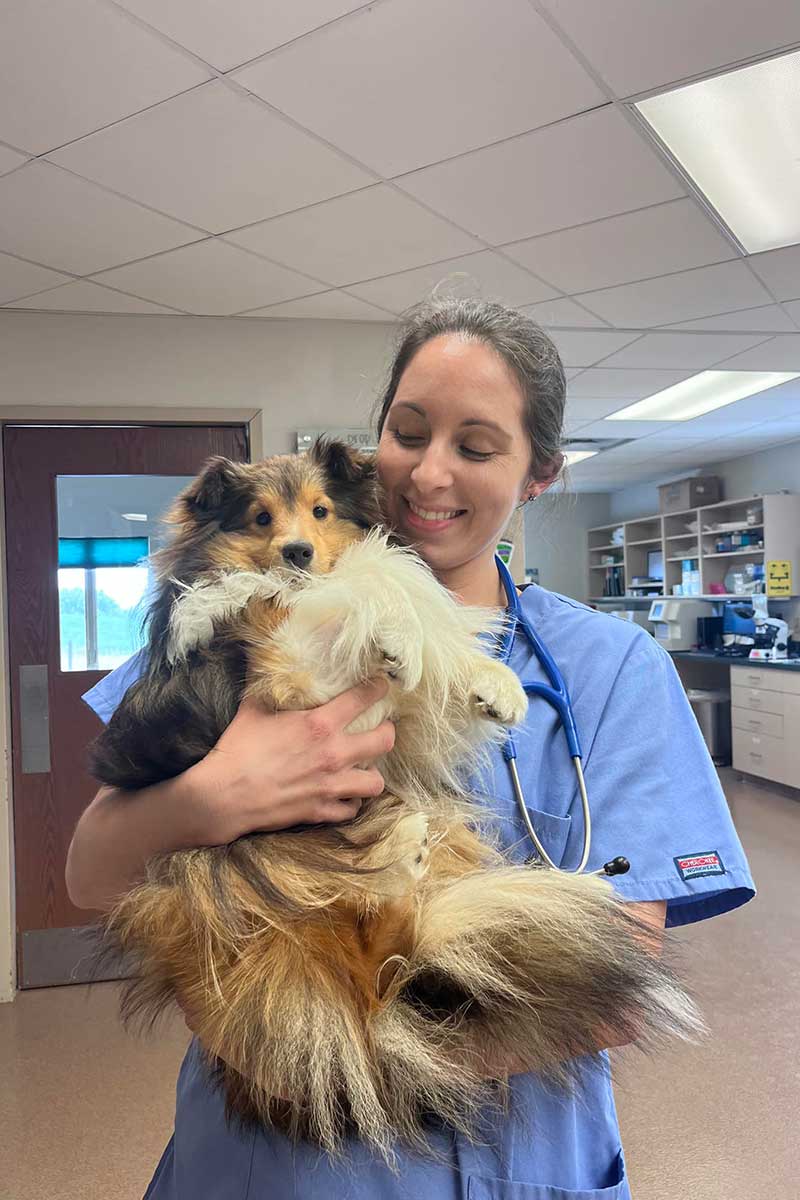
[319,677,390,731]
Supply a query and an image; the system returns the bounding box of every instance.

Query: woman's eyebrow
[461,418,511,438]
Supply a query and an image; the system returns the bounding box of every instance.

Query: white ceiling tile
[519,298,608,328]
[748,244,800,302]
[0,162,199,275]
[48,81,374,234]
[598,331,771,369]
[224,185,481,286]
[4,279,178,313]
[115,0,367,71]
[0,146,28,177]
[234,0,605,177]
[782,299,800,326]
[573,419,680,440]
[664,304,799,333]
[567,367,695,399]
[397,107,684,246]
[549,329,642,367]
[539,0,800,97]
[502,199,735,294]
[346,251,556,314]
[91,239,318,315]
[564,397,626,420]
[578,261,773,328]
[0,0,211,155]
[0,252,72,304]
[711,335,800,371]
[240,290,393,321]
[564,369,585,382]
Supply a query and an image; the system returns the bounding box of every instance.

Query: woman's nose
[410,446,454,492]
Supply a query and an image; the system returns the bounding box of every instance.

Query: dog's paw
[380,812,430,896]
[470,661,528,727]
[372,626,424,692]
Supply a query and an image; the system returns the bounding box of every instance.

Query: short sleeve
[582,634,755,929]
[81,649,147,725]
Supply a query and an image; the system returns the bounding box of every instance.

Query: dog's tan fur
[93,444,702,1161]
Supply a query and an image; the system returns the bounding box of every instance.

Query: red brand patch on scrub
[673,851,726,881]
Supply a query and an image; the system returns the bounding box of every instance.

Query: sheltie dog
[90,439,700,1159]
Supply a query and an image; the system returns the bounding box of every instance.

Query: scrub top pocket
[474,795,572,868]
[468,1149,628,1199]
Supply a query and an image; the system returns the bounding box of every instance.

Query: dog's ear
[310,438,377,485]
[184,457,250,528]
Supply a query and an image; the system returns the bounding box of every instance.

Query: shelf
[702,548,764,558]
[667,555,699,562]
[590,563,622,569]
[589,543,624,552]
[698,496,764,513]
[626,537,662,546]
[665,532,699,541]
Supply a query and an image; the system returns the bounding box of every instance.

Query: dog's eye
[256,511,272,526]
[312,505,328,519]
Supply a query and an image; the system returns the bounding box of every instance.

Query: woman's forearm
[65,767,211,912]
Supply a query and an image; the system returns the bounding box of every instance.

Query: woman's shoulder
[519,584,659,667]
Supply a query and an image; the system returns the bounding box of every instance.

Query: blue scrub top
[84,585,755,1200]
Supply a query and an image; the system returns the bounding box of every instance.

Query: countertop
[671,650,800,671]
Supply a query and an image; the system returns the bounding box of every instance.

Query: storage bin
[658,476,721,513]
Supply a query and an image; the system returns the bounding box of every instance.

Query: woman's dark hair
[374,297,566,484]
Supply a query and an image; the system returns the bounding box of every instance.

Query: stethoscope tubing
[494,555,595,874]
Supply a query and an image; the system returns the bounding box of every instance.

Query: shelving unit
[587,522,626,598]
[587,493,800,604]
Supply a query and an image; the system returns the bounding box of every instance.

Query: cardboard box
[658,475,721,514]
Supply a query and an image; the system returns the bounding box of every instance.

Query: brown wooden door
[4,423,249,988]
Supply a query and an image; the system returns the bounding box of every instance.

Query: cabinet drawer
[732,728,787,783]
[732,707,784,739]
[731,665,800,695]
[731,684,785,716]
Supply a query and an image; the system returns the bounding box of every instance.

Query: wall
[0,311,396,450]
[524,491,612,603]
[609,436,800,522]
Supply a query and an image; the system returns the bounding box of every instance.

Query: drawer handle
[747,674,762,683]
[747,720,762,729]
[749,752,763,760]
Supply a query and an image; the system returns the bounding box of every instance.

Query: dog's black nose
[282,541,314,568]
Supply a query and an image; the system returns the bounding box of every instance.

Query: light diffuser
[606,371,800,421]
[636,49,800,254]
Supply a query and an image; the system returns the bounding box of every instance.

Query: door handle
[20,665,50,773]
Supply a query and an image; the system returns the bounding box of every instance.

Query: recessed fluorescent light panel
[607,371,800,421]
[635,49,800,253]
[563,450,598,465]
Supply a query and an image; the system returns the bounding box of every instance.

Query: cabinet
[587,493,800,603]
[731,664,800,787]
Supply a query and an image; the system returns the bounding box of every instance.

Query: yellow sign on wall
[766,560,792,597]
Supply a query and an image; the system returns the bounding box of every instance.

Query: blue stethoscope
[494,555,630,878]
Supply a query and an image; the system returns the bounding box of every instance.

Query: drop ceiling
[1,0,800,491]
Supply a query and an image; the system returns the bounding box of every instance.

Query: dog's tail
[389,866,704,1085]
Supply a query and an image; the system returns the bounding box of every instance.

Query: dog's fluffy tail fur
[102,831,703,1159]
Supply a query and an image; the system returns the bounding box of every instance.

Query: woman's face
[378,334,543,580]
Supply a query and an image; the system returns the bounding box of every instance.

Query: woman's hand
[182,677,396,846]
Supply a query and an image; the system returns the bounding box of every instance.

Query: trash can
[686,688,732,766]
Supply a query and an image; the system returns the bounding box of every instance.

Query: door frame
[0,404,264,1001]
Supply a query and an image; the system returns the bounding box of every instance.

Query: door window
[56,475,192,671]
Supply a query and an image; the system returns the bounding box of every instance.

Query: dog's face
[170,439,381,579]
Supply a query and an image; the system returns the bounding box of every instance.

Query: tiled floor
[1,770,796,1199]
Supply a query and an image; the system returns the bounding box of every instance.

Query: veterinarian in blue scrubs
[74,298,755,1200]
